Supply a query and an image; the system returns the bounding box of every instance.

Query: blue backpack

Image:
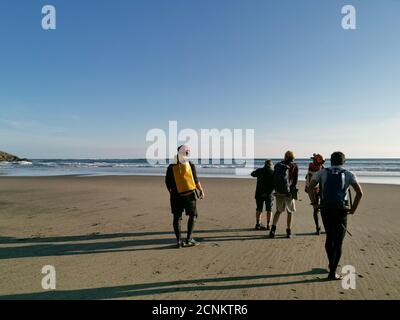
[273,162,291,195]
[321,168,347,209]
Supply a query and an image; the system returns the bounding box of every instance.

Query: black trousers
[320,208,348,273]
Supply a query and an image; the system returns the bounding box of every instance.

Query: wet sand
[0,176,399,300]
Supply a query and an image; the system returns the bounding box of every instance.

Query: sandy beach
[0,175,399,300]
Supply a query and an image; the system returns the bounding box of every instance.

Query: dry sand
[0,176,399,300]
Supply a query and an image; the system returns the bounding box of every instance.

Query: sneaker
[176,241,183,249]
[184,239,200,247]
[328,272,343,281]
[286,228,292,239]
[269,231,275,238]
[255,224,267,230]
[269,225,276,238]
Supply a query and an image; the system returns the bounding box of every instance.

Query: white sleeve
[349,172,358,185]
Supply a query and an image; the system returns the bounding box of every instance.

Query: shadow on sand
[0,268,328,300]
[0,228,252,244]
[0,228,325,260]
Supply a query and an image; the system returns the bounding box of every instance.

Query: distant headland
[0,151,29,162]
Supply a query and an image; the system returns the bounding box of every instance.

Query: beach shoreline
[1,173,400,187]
[2,158,400,185]
[1,175,399,300]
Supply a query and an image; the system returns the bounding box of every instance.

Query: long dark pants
[171,192,198,243]
[173,214,196,243]
[320,208,348,273]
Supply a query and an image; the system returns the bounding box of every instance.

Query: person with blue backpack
[269,151,299,239]
[309,151,363,280]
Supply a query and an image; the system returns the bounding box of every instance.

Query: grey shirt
[311,165,358,195]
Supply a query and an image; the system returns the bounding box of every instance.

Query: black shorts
[256,194,273,212]
[170,192,198,218]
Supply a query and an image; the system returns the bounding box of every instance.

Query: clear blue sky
[1,0,399,158]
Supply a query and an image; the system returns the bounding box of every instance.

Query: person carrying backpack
[269,151,298,239]
[165,145,205,248]
[305,153,325,235]
[251,160,274,230]
[309,151,363,280]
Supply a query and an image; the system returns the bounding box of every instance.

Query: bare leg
[287,212,293,229]
[269,211,281,238]
[256,211,262,225]
[272,211,281,226]
[286,212,293,238]
[313,206,321,233]
[266,211,272,226]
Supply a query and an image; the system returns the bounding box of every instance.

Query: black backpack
[321,168,347,209]
[273,162,291,195]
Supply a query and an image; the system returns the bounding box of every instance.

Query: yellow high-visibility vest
[173,162,196,194]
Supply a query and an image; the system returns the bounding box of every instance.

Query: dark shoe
[266,224,270,231]
[269,225,276,238]
[316,227,321,235]
[184,239,200,247]
[286,228,292,239]
[255,223,267,230]
[328,272,343,281]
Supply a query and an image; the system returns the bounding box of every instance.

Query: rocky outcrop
[0,151,28,162]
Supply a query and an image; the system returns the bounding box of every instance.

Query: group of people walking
[165,145,363,281]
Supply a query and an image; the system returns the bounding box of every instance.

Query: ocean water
[1,159,400,185]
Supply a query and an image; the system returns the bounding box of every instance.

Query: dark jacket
[165,161,199,194]
[251,166,274,199]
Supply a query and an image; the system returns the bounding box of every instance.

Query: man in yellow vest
[165,145,205,248]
